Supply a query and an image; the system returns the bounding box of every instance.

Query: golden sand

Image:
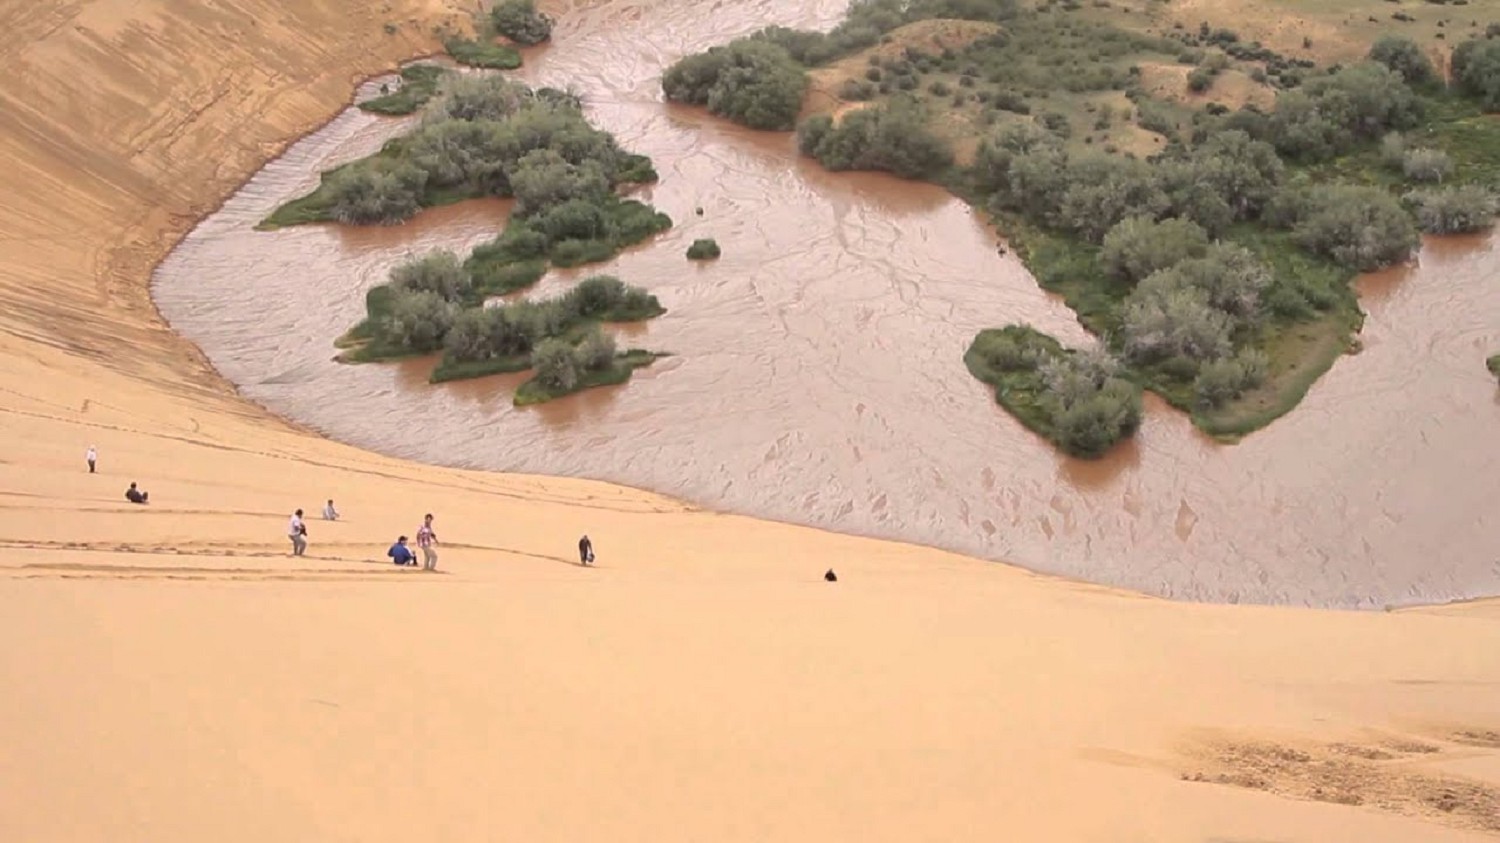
[0,2,1497,840]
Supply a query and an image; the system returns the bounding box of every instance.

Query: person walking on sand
[322,499,339,521]
[288,509,307,557]
[416,514,438,571]
[578,534,594,566]
[86,445,97,474]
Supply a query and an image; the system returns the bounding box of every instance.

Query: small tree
[1099,216,1210,283]
[1402,148,1452,184]
[327,164,426,225]
[1294,186,1420,271]
[531,337,579,391]
[686,238,721,259]
[1368,35,1437,86]
[377,290,456,353]
[391,250,472,301]
[1406,185,1498,234]
[573,326,618,372]
[1452,37,1500,111]
[490,0,554,45]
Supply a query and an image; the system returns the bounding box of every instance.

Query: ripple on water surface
[153,0,1500,607]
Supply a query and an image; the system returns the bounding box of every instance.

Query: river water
[152,0,1500,607]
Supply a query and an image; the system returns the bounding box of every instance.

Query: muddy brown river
[153,0,1500,607]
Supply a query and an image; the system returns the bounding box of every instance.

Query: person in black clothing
[125,482,148,504]
[578,534,594,566]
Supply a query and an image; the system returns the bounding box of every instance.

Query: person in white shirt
[322,499,339,521]
[288,509,307,557]
[86,445,97,474]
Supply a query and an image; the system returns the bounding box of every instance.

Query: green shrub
[661,39,808,130]
[548,238,615,267]
[686,238,721,260]
[1488,353,1500,384]
[573,325,618,372]
[531,337,579,391]
[375,289,457,354]
[391,250,472,301]
[1402,147,1453,183]
[1452,37,1500,111]
[1368,35,1436,86]
[1270,62,1419,160]
[1193,348,1268,409]
[799,97,953,179]
[1293,185,1419,271]
[1099,216,1210,283]
[444,38,522,70]
[1379,132,1407,170]
[1406,185,1498,234]
[509,149,611,216]
[1120,269,1234,365]
[1187,66,1214,93]
[491,0,554,45]
[327,163,426,225]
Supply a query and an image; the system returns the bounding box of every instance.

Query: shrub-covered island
[339,255,668,403]
[666,0,1500,456]
[270,74,674,402]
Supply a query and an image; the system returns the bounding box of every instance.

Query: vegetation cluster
[277,73,675,400]
[669,1,1500,454]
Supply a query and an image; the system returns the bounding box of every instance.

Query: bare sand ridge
[2,1,1500,840]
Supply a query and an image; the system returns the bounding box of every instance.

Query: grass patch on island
[360,64,449,116]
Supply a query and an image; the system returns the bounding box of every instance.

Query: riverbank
[2,1,1500,840]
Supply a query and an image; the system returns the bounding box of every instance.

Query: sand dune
[0,1,1498,840]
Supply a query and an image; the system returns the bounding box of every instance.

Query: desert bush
[1182,130,1283,219]
[1368,35,1436,86]
[1171,243,1272,319]
[686,238,722,259]
[1293,185,1419,271]
[1193,348,1269,408]
[1056,155,1169,242]
[508,149,611,216]
[661,39,808,130]
[1452,37,1500,111]
[1038,351,1141,457]
[1120,270,1234,365]
[1406,185,1498,233]
[799,97,953,178]
[491,0,554,45]
[970,121,1060,195]
[563,275,630,319]
[573,325,618,372]
[531,337,579,391]
[1187,66,1214,93]
[972,328,1045,371]
[376,290,456,353]
[433,74,532,123]
[391,250,472,301]
[1489,353,1500,384]
[327,163,426,225]
[1401,147,1453,183]
[840,78,877,100]
[1099,216,1210,283]
[1379,132,1407,169]
[1270,62,1419,160]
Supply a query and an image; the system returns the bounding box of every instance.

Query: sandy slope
[0,1,1498,840]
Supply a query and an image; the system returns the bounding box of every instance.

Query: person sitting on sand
[124,482,148,504]
[388,536,416,567]
[322,499,339,521]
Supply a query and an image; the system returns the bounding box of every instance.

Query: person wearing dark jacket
[125,482,148,504]
[578,535,594,566]
[388,536,416,566]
